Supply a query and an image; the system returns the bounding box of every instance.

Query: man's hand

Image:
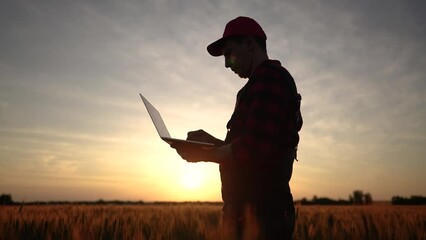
[171,142,213,162]
[171,142,232,164]
[187,129,224,146]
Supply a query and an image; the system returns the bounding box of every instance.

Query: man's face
[222,38,252,79]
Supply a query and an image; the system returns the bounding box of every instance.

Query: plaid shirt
[221,59,302,205]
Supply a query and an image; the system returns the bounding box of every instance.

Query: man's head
[207,16,267,56]
[207,16,268,78]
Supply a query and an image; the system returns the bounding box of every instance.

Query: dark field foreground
[1,204,425,240]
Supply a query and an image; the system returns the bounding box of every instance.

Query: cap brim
[207,38,225,57]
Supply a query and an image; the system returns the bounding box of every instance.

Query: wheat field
[0,203,425,240]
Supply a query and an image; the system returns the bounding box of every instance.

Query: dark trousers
[221,202,295,240]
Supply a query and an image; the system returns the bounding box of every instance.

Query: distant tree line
[0,194,13,205]
[0,194,145,205]
[391,195,426,205]
[349,190,373,205]
[299,196,351,205]
[298,190,373,205]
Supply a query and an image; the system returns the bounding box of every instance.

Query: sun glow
[180,168,204,190]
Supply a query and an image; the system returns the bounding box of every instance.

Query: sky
[1,0,425,202]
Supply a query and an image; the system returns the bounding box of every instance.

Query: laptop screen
[140,94,171,138]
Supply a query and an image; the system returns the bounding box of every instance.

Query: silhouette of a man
[172,16,303,240]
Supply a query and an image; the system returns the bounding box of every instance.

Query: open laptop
[140,94,215,148]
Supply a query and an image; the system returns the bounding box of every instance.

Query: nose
[225,56,234,69]
[225,57,231,68]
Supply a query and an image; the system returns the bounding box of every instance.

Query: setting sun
[160,162,223,201]
[181,169,204,190]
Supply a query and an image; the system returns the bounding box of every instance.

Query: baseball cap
[207,16,267,57]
